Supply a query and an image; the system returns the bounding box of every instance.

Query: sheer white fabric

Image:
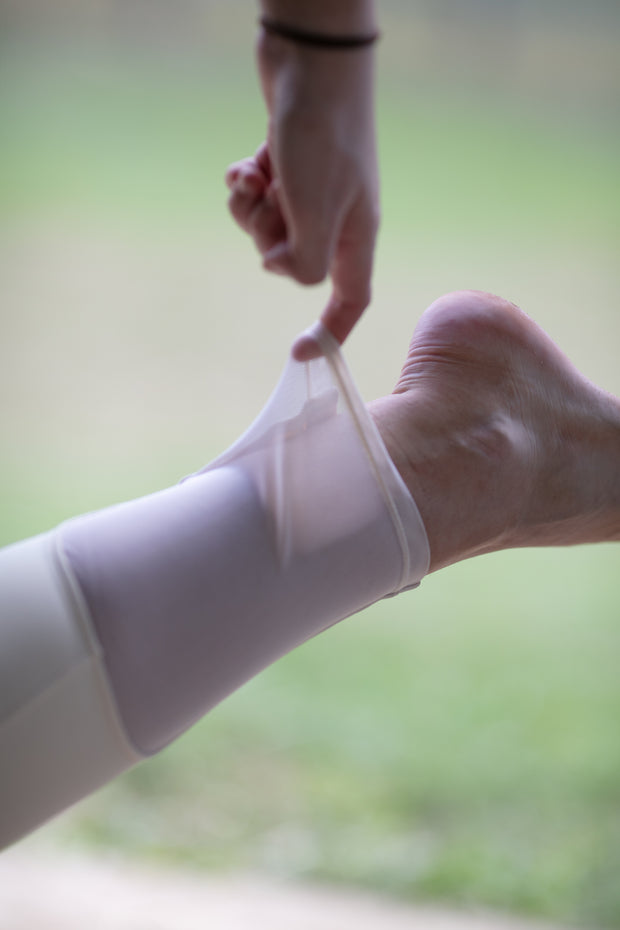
[0,323,429,847]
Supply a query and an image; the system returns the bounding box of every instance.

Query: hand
[226,22,379,358]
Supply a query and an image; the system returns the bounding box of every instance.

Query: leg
[2,292,618,847]
[0,322,428,847]
[370,290,620,572]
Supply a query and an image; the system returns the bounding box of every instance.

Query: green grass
[1,21,619,929]
[49,546,620,927]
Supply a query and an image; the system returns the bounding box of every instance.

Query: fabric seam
[53,530,144,762]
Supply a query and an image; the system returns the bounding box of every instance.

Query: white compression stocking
[0,323,429,848]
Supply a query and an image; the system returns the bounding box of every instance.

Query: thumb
[263,240,329,287]
[262,241,294,277]
[319,291,368,346]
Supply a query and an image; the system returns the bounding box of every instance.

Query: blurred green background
[1,1,619,926]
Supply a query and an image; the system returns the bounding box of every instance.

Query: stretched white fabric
[0,532,141,849]
[0,323,429,848]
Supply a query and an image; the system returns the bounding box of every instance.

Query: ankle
[370,394,527,572]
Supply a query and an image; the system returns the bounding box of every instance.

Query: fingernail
[238,173,260,196]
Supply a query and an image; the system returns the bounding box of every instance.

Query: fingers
[291,297,369,362]
[291,215,375,361]
[226,146,376,354]
[227,151,333,282]
[225,143,273,197]
[291,296,370,362]
[226,152,286,255]
[225,154,268,234]
[321,222,375,343]
[262,238,331,286]
[273,220,371,361]
[261,158,336,288]
[230,186,286,256]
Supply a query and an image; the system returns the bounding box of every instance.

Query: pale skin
[227,0,379,356]
[369,290,620,571]
[226,4,620,560]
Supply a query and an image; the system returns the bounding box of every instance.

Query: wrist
[257,39,377,162]
[258,0,377,36]
[257,19,376,116]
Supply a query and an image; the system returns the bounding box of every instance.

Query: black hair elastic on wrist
[259,17,380,50]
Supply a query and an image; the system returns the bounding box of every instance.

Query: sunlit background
[1,1,619,927]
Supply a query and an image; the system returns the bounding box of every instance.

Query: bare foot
[369,290,620,573]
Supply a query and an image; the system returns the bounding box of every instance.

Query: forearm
[256,0,378,117]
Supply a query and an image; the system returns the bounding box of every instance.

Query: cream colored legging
[0,324,429,849]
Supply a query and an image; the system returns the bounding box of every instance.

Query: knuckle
[227,191,245,221]
[296,267,327,286]
[293,255,329,286]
